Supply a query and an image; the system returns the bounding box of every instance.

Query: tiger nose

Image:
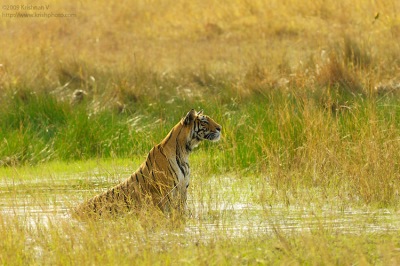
[216,125,222,132]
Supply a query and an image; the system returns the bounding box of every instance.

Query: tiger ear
[197,109,203,115]
[183,109,197,125]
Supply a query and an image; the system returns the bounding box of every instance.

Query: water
[184,202,400,239]
[1,173,399,239]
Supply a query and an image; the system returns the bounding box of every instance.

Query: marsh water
[1,168,400,240]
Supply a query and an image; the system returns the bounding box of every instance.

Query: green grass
[1,85,400,206]
[1,78,400,264]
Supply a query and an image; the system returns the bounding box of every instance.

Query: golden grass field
[2,0,400,91]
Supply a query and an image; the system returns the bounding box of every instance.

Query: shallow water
[1,172,400,239]
[185,202,400,239]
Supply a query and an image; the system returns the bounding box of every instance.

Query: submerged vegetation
[1,0,400,264]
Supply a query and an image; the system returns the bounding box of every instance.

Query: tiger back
[74,109,221,217]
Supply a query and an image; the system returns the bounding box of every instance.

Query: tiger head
[182,109,221,151]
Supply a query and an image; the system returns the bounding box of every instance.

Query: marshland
[1,0,400,264]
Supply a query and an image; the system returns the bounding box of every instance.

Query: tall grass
[1,160,400,265]
[1,74,400,206]
[2,213,400,265]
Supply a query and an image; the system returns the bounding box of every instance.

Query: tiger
[75,109,221,217]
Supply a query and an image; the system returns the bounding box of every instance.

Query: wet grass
[1,160,400,265]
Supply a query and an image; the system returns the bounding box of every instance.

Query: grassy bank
[1,80,399,206]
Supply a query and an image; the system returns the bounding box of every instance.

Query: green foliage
[1,70,400,206]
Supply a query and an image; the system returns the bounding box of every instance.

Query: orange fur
[75,109,221,217]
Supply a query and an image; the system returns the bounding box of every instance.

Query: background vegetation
[1,0,400,264]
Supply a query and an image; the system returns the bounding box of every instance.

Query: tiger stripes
[75,109,221,217]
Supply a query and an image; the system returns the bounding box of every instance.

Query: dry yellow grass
[1,0,399,92]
